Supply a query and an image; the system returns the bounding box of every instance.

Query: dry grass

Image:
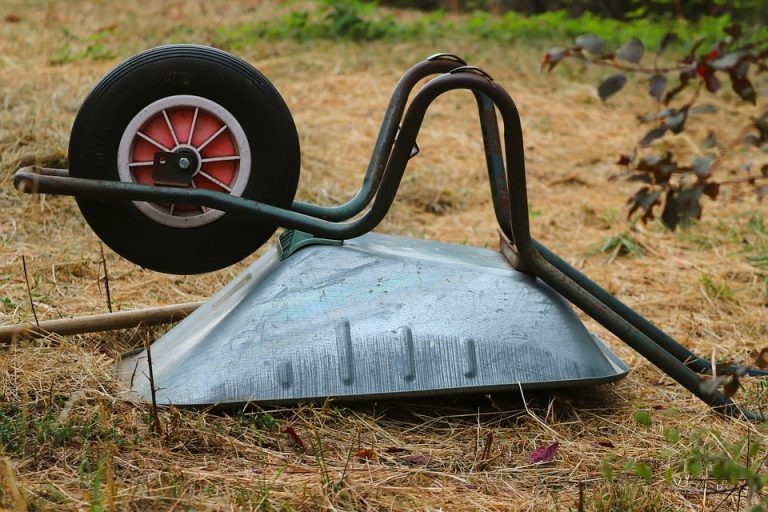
[1,1,768,510]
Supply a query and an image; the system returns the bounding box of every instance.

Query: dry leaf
[529,441,559,464]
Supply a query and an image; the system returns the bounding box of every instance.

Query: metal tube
[470,93,768,379]
[290,54,467,221]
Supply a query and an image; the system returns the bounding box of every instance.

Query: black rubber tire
[69,45,300,274]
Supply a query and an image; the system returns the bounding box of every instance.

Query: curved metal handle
[290,55,468,221]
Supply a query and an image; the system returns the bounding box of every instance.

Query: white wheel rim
[117,95,252,228]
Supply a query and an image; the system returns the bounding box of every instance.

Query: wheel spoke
[196,125,228,151]
[128,161,154,167]
[162,109,180,146]
[137,131,171,151]
[188,182,209,213]
[200,155,240,163]
[198,171,233,192]
[187,107,199,145]
[169,204,176,216]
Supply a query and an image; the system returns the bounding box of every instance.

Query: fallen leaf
[281,426,307,452]
[399,454,428,465]
[752,348,768,369]
[357,449,375,459]
[591,440,615,448]
[529,441,559,464]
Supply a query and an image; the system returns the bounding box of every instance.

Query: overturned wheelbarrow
[13,45,763,417]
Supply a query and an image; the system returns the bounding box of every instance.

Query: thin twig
[711,483,747,511]
[479,430,494,470]
[21,255,39,328]
[144,334,162,435]
[707,120,762,178]
[718,175,768,186]
[99,243,112,313]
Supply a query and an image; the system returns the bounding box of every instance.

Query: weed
[214,1,753,48]
[700,273,738,302]
[50,29,117,65]
[0,296,16,310]
[590,232,644,261]
[590,478,675,512]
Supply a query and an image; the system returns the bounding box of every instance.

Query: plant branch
[718,175,768,186]
[573,54,690,74]
[707,120,763,178]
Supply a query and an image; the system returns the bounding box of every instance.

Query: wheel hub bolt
[178,157,191,170]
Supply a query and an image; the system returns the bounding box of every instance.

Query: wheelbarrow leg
[471,92,768,380]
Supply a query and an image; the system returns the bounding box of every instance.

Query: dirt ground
[1,1,767,510]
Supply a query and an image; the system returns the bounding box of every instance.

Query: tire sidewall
[69,45,300,274]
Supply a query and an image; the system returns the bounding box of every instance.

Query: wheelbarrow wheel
[68,45,300,274]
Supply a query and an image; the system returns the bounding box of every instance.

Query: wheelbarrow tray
[116,233,627,406]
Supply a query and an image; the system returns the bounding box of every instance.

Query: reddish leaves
[529,441,559,464]
[627,187,661,223]
[541,48,568,72]
[752,348,768,369]
[731,72,756,104]
[616,37,645,64]
[648,74,667,102]
[598,74,627,102]
[546,23,766,229]
[357,448,375,459]
[575,34,605,54]
[657,32,679,56]
[399,454,429,465]
[640,126,667,147]
[661,185,704,230]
